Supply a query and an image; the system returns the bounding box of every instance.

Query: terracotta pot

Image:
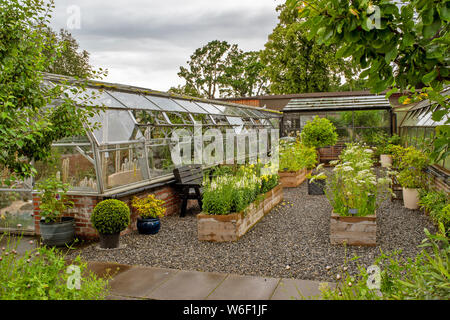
[380,154,392,168]
[402,188,420,210]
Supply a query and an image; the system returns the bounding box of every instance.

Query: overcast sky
[50,0,282,91]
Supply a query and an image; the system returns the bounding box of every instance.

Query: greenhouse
[281,94,393,144]
[0,73,282,232]
[395,88,450,172]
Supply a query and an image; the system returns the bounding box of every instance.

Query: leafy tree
[289,0,449,162]
[176,41,269,98]
[177,40,235,99]
[220,50,269,97]
[0,0,104,185]
[44,28,94,78]
[168,84,203,98]
[260,4,367,94]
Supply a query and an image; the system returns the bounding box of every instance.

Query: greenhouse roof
[401,87,450,127]
[43,73,282,118]
[283,95,391,112]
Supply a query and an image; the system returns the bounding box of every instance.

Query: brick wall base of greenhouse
[32,184,189,240]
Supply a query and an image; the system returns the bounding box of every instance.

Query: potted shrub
[301,116,338,193]
[131,195,166,235]
[392,146,430,209]
[91,199,130,249]
[313,143,392,246]
[36,176,75,246]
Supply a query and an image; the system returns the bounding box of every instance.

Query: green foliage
[419,189,450,235]
[319,229,450,300]
[0,235,109,300]
[315,143,392,216]
[0,0,105,185]
[91,199,130,234]
[300,116,338,148]
[36,176,73,223]
[44,28,95,78]
[220,50,269,97]
[279,138,318,171]
[391,145,430,188]
[290,0,449,163]
[202,164,278,215]
[371,132,402,156]
[176,40,268,98]
[260,4,368,94]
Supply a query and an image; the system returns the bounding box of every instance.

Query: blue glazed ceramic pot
[137,217,160,235]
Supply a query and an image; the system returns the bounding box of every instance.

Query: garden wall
[32,184,183,240]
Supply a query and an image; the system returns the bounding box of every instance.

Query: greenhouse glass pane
[34,145,98,192]
[91,110,143,144]
[173,99,208,114]
[100,143,147,190]
[147,142,174,178]
[226,116,245,134]
[108,91,161,110]
[212,104,242,116]
[145,96,187,112]
[194,102,222,115]
[65,87,127,108]
[417,113,431,126]
[0,191,34,232]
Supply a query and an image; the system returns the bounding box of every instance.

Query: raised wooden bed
[197,184,283,242]
[330,212,376,246]
[278,169,311,188]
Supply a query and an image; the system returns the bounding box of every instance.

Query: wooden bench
[173,164,203,217]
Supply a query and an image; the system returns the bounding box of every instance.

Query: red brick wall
[33,184,182,240]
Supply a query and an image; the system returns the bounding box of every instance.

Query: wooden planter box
[278,169,311,188]
[330,212,377,246]
[197,184,283,242]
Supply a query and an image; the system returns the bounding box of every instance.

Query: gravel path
[69,175,436,282]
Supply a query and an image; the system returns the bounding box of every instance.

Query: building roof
[282,94,391,113]
[220,90,379,101]
[43,73,283,117]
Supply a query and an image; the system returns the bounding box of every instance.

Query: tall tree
[44,28,94,78]
[176,40,269,98]
[0,0,103,184]
[260,3,366,94]
[177,40,234,99]
[220,50,269,97]
[290,0,449,162]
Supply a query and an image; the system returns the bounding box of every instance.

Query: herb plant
[313,143,392,216]
[36,176,73,223]
[0,235,109,300]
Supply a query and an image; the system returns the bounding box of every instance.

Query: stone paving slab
[270,278,332,300]
[109,266,178,298]
[86,261,132,279]
[206,274,280,300]
[85,262,329,300]
[148,270,227,300]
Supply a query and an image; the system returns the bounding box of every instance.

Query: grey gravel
[68,174,436,282]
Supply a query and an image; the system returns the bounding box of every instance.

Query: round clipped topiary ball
[91,199,130,235]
